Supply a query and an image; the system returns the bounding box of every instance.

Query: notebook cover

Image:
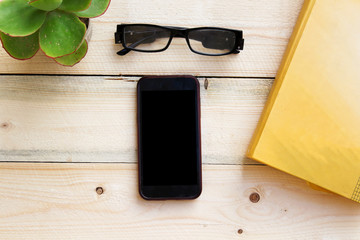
[247,0,360,203]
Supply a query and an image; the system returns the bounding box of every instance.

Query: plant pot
[81,18,92,44]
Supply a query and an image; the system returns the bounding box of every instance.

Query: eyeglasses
[114,24,244,56]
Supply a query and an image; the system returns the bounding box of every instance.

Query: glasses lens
[188,29,236,55]
[123,25,171,51]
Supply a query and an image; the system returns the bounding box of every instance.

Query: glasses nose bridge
[172,29,187,38]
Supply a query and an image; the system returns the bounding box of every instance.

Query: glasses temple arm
[117,35,156,56]
[117,48,131,56]
[116,30,170,56]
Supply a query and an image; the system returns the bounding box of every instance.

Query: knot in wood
[249,192,260,203]
[96,187,104,195]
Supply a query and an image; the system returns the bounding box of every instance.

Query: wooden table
[1,0,359,239]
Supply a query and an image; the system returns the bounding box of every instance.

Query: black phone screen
[141,90,198,186]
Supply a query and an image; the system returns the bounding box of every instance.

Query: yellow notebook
[247,0,360,203]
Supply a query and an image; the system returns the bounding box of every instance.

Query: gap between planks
[0,73,275,80]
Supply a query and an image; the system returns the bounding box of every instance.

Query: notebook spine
[246,0,316,157]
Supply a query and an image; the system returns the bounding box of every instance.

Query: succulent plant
[0,0,110,66]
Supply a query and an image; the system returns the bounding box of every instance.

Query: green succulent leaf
[39,10,86,58]
[54,40,88,66]
[0,0,47,36]
[29,0,63,11]
[75,0,110,18]
[0,31,39,59]
[58,0,92,12]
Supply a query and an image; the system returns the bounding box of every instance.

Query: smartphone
[137,75,202,200]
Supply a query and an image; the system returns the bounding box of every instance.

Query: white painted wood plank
[0,163,359,240]
[0,0,304,77]
[0,75,272,164]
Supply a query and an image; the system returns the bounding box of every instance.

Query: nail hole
[249,192,260,203]
[237,229,243,234]
[96,187,104,195]
[1,122,9,128]
[204,78,209,90]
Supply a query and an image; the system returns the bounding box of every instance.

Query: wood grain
[0,75,272,164]
[0,163,359,240]
[0,0,304,77]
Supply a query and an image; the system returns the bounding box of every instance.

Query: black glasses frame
[114,24,244,56]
